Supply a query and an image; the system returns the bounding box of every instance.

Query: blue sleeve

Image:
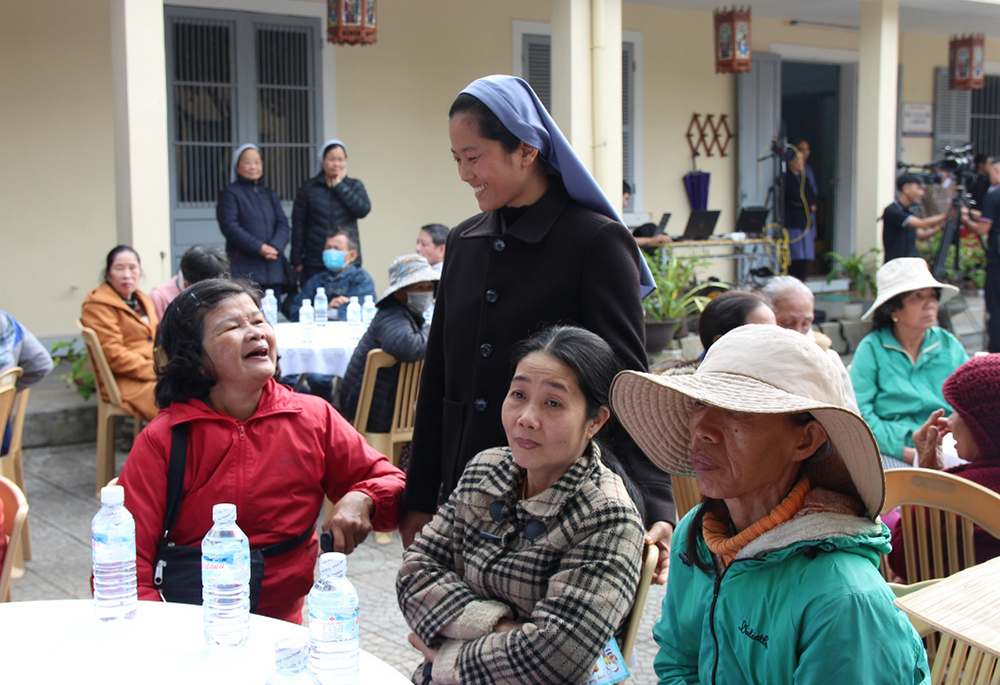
[269,190,290,252]
[652,518,704,685]
[793,591,929,685]
[849,335,910,459]
[216,187,264,255]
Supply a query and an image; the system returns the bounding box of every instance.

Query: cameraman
[882,173,948,262]
[963,157,1000,352]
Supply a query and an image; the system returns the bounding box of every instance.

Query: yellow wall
[2,0,117,338]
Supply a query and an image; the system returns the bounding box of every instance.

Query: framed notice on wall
[902,103,934,137]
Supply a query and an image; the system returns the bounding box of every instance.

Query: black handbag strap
[162,422,313,557]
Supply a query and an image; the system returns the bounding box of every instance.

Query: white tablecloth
[276,321,361,377]
[0,599,411,684]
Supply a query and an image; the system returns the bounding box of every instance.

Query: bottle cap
[100,485,125,505]
[212,503,237,524]
[319,552,347,578]
[350,296,359,303]
[273,638,309,672]
[265,288,274,296]
[316,287,325,295]
[364,295,373,302]
[302,299,312,307]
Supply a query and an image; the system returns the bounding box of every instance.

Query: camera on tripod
[899,144,975,187]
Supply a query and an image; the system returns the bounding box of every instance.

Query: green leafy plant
[824,248,880,300]
[50,339,96,401]
[642,248,726,323]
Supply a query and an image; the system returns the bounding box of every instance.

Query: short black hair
[449,93,521,154]
[896,173,923,192]
[180,245,229,285]
[104,245,140,280]
[155,278,263,408]
[698,291,768,351]
[623,180,633,196]
[420,223,449,247]
[323,141,347,159]
[325,227,360,253]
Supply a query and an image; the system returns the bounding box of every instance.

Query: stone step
[22,362,100,448]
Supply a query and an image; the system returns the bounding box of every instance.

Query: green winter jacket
[653,508,929,685]
[849,326,967,459]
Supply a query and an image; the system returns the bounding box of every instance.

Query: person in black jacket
[292,139,371,284]
[400,76,675,585]
[339,254,438,432]
[216,144,290,297]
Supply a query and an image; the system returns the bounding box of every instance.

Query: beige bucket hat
[610,324,885,518]
[862,257,959,320]
[376,253,440,305]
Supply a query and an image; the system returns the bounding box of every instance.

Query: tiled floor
[9,440,666,684]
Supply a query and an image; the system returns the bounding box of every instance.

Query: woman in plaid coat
[397,326,645,685]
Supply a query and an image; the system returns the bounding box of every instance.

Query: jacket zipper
[709,566,726,685]
[237,424,246,515]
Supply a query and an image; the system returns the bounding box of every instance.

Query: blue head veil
[460,75,655,296]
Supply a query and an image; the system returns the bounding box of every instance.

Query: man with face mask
[285,228,375,322]
[338,254,439,433]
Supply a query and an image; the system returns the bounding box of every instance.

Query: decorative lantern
[949,34,985,90]
[714,6,752,74]
[327,0,376,46]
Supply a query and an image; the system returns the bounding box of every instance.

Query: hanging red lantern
[949,34,985,90]
[327,0,377,46]
[714,6,752,74]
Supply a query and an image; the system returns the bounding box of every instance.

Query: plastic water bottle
[361,295,376,325]
[262,289,278,327]
[308,553,360,684]
[202,503,250,647]
[267,638,322,684]
[345,296,362,337]
[300,298,315,344]
[315,287,328,326]
[92,485,137,621]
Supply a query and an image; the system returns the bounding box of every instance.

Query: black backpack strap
[261,523,314,558]
[162,422,189,540]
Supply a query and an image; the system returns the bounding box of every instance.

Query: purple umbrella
[683,171,711,211]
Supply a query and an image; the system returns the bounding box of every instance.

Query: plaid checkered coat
[396,444,644,684]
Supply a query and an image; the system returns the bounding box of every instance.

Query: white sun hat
[862,257,959,321]
[376,253,440,305]
[610,324,885,519]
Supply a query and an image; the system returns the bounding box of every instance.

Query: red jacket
[118,379,405,623]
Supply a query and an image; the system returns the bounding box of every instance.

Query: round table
[276,322,362,377]
[0,599,411,683]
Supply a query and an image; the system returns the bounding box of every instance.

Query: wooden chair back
[881,468,1000,584]
[76,320,124,407]
[620,543,659,665]
[671,475,703,522]
[0,475,29,602]
[929,634,999,685]
[352,349,424,467]
[0,368,21,450]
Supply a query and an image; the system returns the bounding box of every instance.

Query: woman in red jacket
[117,278,405,623]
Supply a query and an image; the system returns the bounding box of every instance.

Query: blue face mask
[323,249,347,271]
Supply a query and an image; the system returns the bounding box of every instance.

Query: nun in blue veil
[400,75,675,576]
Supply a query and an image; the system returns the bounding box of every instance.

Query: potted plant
[50,339,96,401]
[824,248,879,319]
[642,247,723,354]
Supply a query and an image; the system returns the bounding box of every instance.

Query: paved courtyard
[10,438,666,683]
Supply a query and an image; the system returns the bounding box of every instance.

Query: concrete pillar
[591,0,623,200]
[551,0,594,168]
[855,0,899,258]
[110,0,172,284]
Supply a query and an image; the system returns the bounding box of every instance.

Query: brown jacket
[81,283,159,421]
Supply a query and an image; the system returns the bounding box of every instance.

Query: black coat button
[474,398,488,412]
[485,289,498,303]
[480,343,493,358]
[493,238,506,252]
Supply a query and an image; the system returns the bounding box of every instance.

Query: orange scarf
[702,476,811,566]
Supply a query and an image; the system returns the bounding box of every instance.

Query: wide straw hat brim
[863,257,959,320]
[610,326,886,518]
[376,256,440,305]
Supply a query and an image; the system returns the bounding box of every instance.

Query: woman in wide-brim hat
[849,257,968,465]
[610,324,929,684]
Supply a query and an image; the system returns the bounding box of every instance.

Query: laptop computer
[676,210,721,240]
[652,213,671,237]
[734,207,769,236]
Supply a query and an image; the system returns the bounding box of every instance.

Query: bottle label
[202,550,251,584]
[92,532,136,564]
[309,606,360,643]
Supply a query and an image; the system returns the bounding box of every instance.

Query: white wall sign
[902,103,934,137]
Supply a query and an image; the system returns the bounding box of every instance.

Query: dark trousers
[987,262,1000,352]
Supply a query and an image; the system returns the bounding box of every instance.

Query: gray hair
[759,275,814,308]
